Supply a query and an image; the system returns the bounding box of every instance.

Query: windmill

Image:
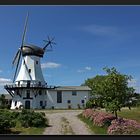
[4,13,56,109]
[12,13,56,82]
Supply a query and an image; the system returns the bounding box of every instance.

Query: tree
[82,75,107,96]
[82,75,107,107]
[83,67,135,118]
[101,67,135,118]
[0,94,6,106]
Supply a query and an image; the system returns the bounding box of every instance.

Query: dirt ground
[42,110,93,135]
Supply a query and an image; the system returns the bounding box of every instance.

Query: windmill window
[27,81,30,87]
[39,82,41,86]
[15,101,17,106]
[36,61,38,64]
[39,90,42,95]
[26,90,30,98]
[17,90,19,95]
[18,81,20,86]
[29,69,31,73]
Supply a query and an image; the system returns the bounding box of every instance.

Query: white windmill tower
[4,13,56,109]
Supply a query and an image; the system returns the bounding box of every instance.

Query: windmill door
[25,100,30,109]
[27,81,30,87]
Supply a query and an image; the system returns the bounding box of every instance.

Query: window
[27,90,30,98]
[17,90,19,95]
[40,101,43,106]
[36,61,38,64]
[15,101,17,106]
[29,69,31,73]
[5,100,9,105]
[39,90,42,95]
[72,91,77,96]
[39,82,41,86]
[45,101,47,106]
[57,91,62,103]
[27,81,30,87]
[67,100,71,104]
[18,81,20,86]
[81,100,85,104]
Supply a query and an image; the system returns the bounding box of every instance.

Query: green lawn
[117,107,140,122]
[77,114,107,135]
[9,121,45,135]
[10,127,45,135]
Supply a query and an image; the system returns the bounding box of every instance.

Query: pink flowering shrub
[107,118,140,135]
[82,109,116,127]
[93,112,116,127]
[82,109,93,118]
[82,109,140,135]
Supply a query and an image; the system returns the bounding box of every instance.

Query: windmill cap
[22,44,44,57]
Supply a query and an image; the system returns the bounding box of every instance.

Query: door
[25,100,30,109]
[27,81,30,87]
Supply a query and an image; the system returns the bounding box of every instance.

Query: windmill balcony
[4,82,56,90]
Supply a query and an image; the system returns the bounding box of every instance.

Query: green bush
[0,110,16,133]
[0,109,48,133]
[86,100,94,109]
[18,109,48,128]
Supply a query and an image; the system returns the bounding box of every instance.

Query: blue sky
[0,6,140,93]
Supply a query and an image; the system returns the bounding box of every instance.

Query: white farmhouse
[45,86,91,109]
[4,86,91,109]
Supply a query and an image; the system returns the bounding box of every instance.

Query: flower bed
[93,112,116,127]
[82,109,93,118]
[82,109,116,127]
[107,118,140,135]
[82,109,140,135]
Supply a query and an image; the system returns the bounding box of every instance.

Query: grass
[117,107,140,122]
[77,107,140,135]
[10,121,45,135]
[77,114,107,135]
[10,127,45,135]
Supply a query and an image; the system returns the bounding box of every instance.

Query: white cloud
[85,66,91,71]
[41,62,61,69]
[77,66,92,73]
[0,78,12,86]
[77,70,84,73]
[81,24,119,36]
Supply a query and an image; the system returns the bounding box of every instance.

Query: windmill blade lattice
[43,36,56,51]
[12,49,21,67]
[13,12,29,82]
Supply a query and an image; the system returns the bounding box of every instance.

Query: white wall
[15,55,45,84]
[46,90,90,109]
[11,89,47,109]
[10,89,90,109]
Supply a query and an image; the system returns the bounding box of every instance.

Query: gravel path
[43,110,93,135]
